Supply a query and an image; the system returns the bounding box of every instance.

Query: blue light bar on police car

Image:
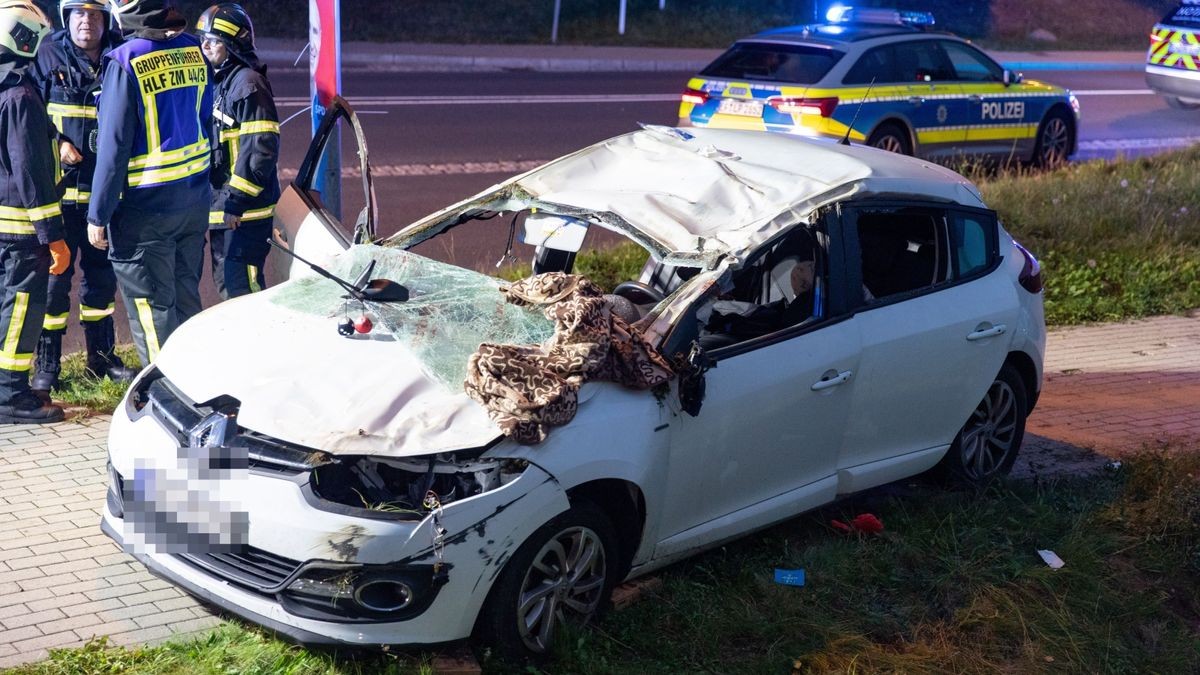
[825,5,935,28]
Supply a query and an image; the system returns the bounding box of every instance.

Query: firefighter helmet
[109,0,184,33]
[0,1,51,60]
[58,0,110,29]
[195,4,254,58]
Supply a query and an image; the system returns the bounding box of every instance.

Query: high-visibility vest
[105,34,211,190]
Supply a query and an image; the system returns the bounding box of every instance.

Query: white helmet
[0,1,52,60]
[58,1,111,30]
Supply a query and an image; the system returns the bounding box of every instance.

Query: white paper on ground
[1037,549,1066,570]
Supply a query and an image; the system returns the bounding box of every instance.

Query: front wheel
[939,363,1028,484]
[1033,110,1073,168]
[475,502,620,661]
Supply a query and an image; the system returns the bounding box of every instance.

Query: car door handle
[811,370,853,391]
[967,95,983,103]
[967,324,1007,341]
[907,96,924,105]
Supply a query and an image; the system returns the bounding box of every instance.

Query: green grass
[52,345,142,417]
[10,451,1200,674]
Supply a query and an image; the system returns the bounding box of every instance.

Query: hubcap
[1040,118,1069,166]
[516,526,607,653]
[873,134,904,154]
[959,380,1018,480]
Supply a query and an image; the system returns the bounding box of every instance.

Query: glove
[49,240,71,275]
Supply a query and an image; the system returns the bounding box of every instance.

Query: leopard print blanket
[464,273,674,444]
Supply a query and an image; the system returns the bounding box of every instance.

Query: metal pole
[310,0,342,220]
[618,0,626,35]
[552,0,561,43]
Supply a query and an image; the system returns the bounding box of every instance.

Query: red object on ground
[354,316,373,334]
[831,513,884,534]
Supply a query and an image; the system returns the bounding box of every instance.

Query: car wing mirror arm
[677,340,715,417]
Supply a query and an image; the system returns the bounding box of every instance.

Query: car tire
[474,501,620,661]
[1032,109,1073,168]
[867,122,913,155]
[939,363,1028,485]
[1165,95,1200,111]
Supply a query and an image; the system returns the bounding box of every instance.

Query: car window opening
[694,225,826,351]
[856,208,949,300]
[701,42,844,84]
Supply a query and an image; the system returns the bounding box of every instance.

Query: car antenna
[840,76,876,146]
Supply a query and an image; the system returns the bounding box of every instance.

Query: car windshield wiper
[266,239,410,303]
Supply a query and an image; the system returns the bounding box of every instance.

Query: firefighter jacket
[0,71,65,245]
[31,29,122,208]
[88,32,213,229]
[209,58,279,227]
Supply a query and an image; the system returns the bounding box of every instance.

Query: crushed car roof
[510,126,987,262]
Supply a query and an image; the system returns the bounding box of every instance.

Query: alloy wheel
[873,134,905,154]
[1039,117,1069,166]
[516,526,607,653]
[958,379,1018,480]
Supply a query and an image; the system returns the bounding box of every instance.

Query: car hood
[155,246,555,457]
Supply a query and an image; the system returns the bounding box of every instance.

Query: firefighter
[0,1,71,423]
[30,0,136,394]
[87,0,213,366]
[196,3,279,300]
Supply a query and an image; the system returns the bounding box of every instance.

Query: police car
[679,6,1080,166]
[1147,1,1200,109]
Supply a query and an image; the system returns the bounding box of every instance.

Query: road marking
[1072,89,1155,96]
[278,159,548,179]
[1078,136,1200,150]
[274,94,680,108]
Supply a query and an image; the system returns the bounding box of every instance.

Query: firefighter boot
[31,331,63,395]
[0,391,65,424]
[84,317,137,382]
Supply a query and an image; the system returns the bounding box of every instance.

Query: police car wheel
[1033,111,1072,168]
[867,123,912,156]
[1165,96,1200,111]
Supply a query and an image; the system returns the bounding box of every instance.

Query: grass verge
[9,450,1199,674]
[52,345,142,417]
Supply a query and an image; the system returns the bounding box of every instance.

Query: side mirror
[1003,69,1023,86]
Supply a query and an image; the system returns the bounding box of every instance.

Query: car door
[655,221,860,558]
[942,40,1036,158]
[891,39,967,154]
[837,202,1017,477]
[269,96,378,284]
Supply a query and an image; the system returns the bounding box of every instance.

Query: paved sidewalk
[1,313,1198,668]
[255,38,1146,73]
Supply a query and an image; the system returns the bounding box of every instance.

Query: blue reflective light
[826,3,850,23]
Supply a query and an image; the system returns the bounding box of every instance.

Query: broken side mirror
[677,341,713,417]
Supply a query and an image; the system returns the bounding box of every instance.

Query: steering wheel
[612,281,665,306]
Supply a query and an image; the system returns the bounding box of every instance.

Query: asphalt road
[59,67,1195,356]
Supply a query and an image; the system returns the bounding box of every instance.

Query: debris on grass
[1037,549,1066,570]
[773,568,806,587]
[831,513,884,534]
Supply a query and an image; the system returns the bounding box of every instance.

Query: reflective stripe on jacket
[208,59,280,227]
[0,73,65,245]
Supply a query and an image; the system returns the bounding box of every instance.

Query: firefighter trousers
[207,217,271,300]
[44,206,119,333]
[0,242,50,404]
[108,203,207,366]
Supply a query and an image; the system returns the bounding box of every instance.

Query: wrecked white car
[102,100,1046,656]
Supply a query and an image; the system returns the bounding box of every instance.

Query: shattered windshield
[270,245,556,388]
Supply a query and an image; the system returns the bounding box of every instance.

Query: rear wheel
[867,122,913,155]
[1033,110,1072,168]
[939,363,1028,484]
[1165,95,1200,110]
[475,502,619,661]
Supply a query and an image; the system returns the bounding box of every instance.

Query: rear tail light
[681,87,709,106]
[1015,242,1043,294]
[768,96,839,117]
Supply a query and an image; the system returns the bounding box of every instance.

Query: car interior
[855,209,949,301]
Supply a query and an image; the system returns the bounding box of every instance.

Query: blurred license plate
[718,98,764,117]
[1169,41,1200,56]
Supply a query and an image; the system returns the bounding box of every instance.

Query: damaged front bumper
[103,388,571,646]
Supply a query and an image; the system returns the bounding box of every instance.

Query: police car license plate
[1169,41,1200,56]
[717,98,764,117]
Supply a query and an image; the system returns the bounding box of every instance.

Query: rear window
[1165,2,1200,28]
[701,42,843,84]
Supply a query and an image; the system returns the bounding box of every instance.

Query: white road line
[1078,136,1200,150]
[278,159,548,179]
[1072,89,1155,96]
[274,94,679,108]
[274,89,1156,108]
